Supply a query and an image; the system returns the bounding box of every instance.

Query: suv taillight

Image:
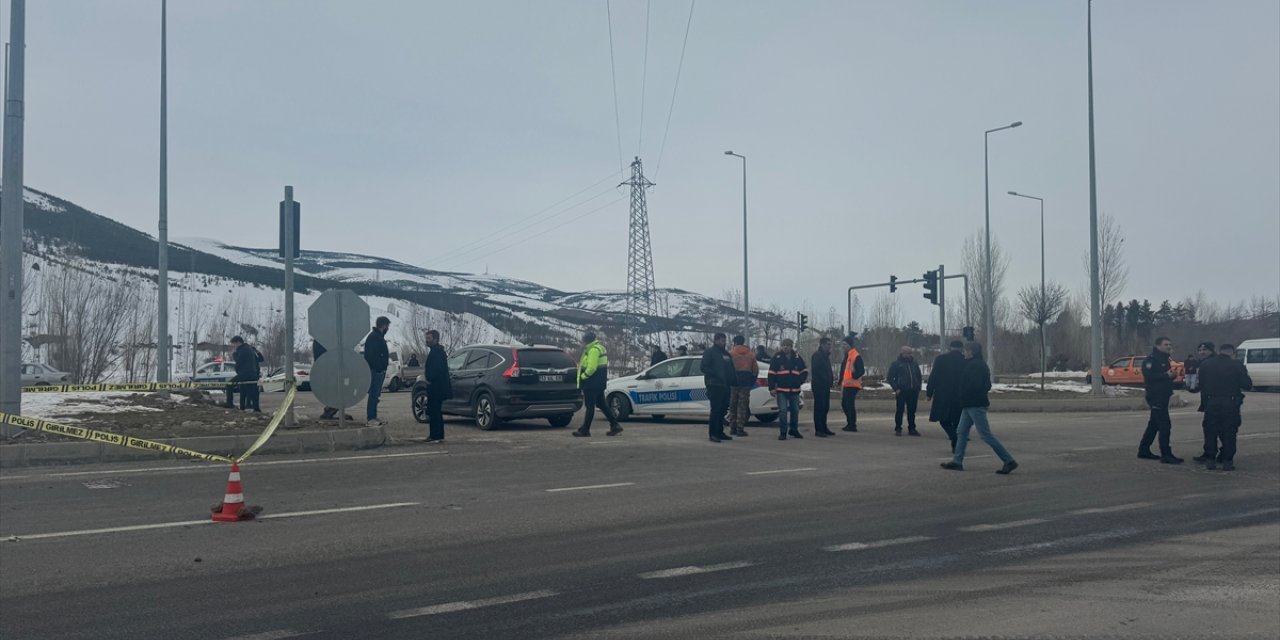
[502,349,521,378]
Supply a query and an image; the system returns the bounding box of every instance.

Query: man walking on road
[810,337,836,437]
[927,340,965,452]
[768,338,808,440]
[1194,342,1252,471]
[940,342,1018,474]
[702,332,735,442]
[422,329,452,443]
[574,331,623,438]
[837,334,865,432]
[363,316,391,427]
[887,346,924,436]
[727,335,757,437]
[1138,336,1183,464]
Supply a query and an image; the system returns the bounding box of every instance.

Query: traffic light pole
[937,264,946,350]
[846,278,923,332]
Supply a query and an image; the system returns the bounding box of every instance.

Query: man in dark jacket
[422,329,452,442]
[940,342,1017,474]
[768,339,808,440]
[887,346,924,437]
[755,344,772,364]
[1138,336,1182,464]
[926,340,965,452]
[1194,342,1253,471]
[229,336,262,412]
[701,332,736,442]
[650,345,668,366]
[363,316,391,427]
[810,338,835,436]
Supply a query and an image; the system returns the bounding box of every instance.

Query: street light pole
[1087,0,1103,396]
[1008,191,1046,391]
[0,0,26,432]
[724,151,749,342]
[983,120,1021,381]
[157,0,170,383]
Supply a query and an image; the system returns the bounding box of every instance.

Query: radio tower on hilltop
[622,157,658,339]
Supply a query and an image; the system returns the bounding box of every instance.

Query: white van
[1235,338,1280,390]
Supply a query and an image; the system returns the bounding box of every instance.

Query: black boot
[572,428,590,437]
[606,424,623,436]
[1137,450,1161,460]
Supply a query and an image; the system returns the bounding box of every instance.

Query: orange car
[1085,355,1185,387]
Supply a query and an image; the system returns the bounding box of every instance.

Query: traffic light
[963,326,976,341]
[798,313,809,332]
[922,270,939,305]
[888,275,898,293]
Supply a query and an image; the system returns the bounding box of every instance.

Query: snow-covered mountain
[13,186,791,372]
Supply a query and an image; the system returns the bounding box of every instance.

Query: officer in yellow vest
[574,331,623,437]
[837,334,865,432]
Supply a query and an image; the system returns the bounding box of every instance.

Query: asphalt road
[1,393,1277,639]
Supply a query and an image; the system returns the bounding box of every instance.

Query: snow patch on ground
[21,392,187,423]
[992,381,1126,394]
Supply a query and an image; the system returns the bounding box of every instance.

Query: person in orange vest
[837,334,866,432]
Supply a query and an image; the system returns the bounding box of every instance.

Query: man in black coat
[810,338,836,437]
[887,346,924,436]
[650,345,668,366]
[1138,336,1182,463]
[363,316,391,427]
[701,332,736,443]
[422,329,452,443]
[1194,342,1253,471]
[926,340,965,452]
[229,336,262,412]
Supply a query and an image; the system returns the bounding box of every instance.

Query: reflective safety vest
[841,348,863,389]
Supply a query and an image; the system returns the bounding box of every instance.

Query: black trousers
[708,385,731,438]
[894,390,919,430]
[812,388,831,433]
[427,394,446,440]
[239,383,260,411]
[841,387,859,427]
[1139,403,1172,456]
[581,385,618,432]
[939,420,958,452]
[1203,400,1242,462]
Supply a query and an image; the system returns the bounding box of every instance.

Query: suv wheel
[608,393,632,421]
[547,414,573,428]
[411,387,429,424]
[474,393,500,431]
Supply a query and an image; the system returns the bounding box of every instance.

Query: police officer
[574,331,623,437]
[1137,336,1182,464]
[1194,342,1252,471]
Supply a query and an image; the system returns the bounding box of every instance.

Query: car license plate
[539,375,561,383]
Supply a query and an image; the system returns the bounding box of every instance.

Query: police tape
[20,380,261,394]
[0,384,298,464]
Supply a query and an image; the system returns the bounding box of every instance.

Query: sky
[9,0,1280,329]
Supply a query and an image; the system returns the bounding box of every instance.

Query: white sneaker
[367,419,386,427]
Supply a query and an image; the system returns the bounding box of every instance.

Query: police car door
[628,357,690,415]
[668,356,710,414]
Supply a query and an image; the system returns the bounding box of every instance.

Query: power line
[441,196,628,271]
[637,0,651,156]
[605,0,624,173]
[655,0,696,176]
[425,169,620,268]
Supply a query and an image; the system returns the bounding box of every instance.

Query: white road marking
[637,561,755,579]
[545,482,635,493]
[958,518,1050,532]
[744,467,817,476]
[1070,446,1112,452]
[217,630,311,640]
[1066,501,1155,515]
[983,528,1138,555]
[0,451,448,482]
[4,502,419,540]
[387,589,558,619]
[823,535,934,552]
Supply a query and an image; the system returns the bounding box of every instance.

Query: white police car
[605,355,798,424]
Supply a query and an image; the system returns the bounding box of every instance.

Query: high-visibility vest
[841,348,862,389]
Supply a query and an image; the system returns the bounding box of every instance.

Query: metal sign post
[281,187,297,428]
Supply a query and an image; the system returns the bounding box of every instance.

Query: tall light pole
[1,0,27,432]
[1087,0,1103,396]
[724,151,749,342]
[156,0,171,382]
[983,120,1021,381]
[1008,191,1046,391]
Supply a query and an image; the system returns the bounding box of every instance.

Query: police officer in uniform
[1137,336,1182,464]
[1194,342,1252,471]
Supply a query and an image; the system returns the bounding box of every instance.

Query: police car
[605,355,797,424]
[189,359,238,384]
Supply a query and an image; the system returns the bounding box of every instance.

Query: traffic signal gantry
[845,268,973,348]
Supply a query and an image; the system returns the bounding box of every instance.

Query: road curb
[0,425,387,469]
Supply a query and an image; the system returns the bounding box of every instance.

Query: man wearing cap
[1193,342,1253,470]
[837,334,865,432]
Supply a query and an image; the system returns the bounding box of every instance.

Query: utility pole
[1087,0,1103,396]
[937,264,946,350]
[283,186,297,428]
[0,0,26,433]
[156,0,171,383]
[622,157,657,359]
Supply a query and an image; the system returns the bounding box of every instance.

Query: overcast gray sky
[13,0,1280,326]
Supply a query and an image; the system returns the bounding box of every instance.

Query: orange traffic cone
[211,462,261,522]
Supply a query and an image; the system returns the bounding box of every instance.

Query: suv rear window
[518,349,575,369]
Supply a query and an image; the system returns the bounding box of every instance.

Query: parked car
[385,351,422,393]
[188,359,238,385]
[411,344,582,430]
[1235,338,1280,390]
[262,365,312,392]
[21,362,70,386]
[1085,355,1185,387]
[604,356,793,424]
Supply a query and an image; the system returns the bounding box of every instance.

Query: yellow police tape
[20,380,260,394]
[0,384,297,464]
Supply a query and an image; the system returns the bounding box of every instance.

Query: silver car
[21,363,70,386]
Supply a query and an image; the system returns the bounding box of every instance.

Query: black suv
[411,344,582,430]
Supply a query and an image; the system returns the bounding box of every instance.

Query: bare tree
[1082,212,1128,312]
[961,231,1012,335]
[118,287,158,383]
[1017,281,1069,390]
[867,293,902,329]
[45,267,138,383]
